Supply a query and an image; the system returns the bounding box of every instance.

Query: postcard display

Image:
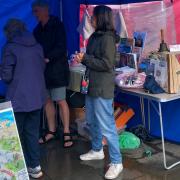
[148,53,180,94]
[116,32,147,71]
[0,102,29,180]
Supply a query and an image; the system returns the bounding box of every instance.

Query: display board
[0,102,29,180]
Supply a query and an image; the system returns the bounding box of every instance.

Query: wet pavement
[30,137,180,180]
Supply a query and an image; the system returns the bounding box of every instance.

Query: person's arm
[0,45,16,83]
[46,21,67,61]
[37,44,46,70]
[82,35,115,72]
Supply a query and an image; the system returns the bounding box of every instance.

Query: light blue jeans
[86,95,122,164]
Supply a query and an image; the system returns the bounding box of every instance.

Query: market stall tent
[0,0,161,95]
[0,0,180,143]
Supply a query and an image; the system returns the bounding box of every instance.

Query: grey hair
[4,18,27,41]
[31,0,49,9]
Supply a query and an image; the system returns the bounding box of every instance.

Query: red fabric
[80,5,85,48]
[174,0,180,43]
[80,2,179,48]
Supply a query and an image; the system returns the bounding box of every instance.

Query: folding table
[118,88,180,170]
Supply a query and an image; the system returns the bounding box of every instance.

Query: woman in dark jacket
[0,19,46,179]
[76,6,123,180]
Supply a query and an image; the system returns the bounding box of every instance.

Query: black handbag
[66,90,85,108]
[143,75,165,94]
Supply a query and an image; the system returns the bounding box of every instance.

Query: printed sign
[169,44,180,52]
[150,58,168,91]
[0,102,29,180]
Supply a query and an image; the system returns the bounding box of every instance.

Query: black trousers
[15,110,41,168]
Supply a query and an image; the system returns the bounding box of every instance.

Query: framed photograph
[119,53,138,70]
[133,31,147,50]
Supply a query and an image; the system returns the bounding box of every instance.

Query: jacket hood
[11,32,37,46]
[93,31,120,44]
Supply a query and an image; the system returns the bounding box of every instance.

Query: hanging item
[114,11,128,38]
[77,9,94,40]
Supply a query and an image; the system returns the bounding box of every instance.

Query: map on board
[0,102,29,180]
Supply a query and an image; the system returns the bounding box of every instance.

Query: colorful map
[0,102,29,180]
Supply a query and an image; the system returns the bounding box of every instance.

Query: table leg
[140,97,146,127]
[158,102,180,169]
[148,100,151,132]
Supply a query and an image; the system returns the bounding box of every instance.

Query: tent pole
[60,0,63,21]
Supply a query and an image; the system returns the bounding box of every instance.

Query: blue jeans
[15,110,41,168]
[86,96,122,164]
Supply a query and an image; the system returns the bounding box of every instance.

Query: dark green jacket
[82,31,118,99]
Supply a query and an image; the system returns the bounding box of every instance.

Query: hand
[45,58,50,63]
[75,53,84,63]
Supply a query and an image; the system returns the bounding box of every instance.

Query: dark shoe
[39,131,57,144]
[63,133,74,148]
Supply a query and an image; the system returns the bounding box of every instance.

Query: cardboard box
[167,53,180,93]
[70,108,85,123]
[149,52,180,94]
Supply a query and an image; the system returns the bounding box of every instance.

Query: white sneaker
[80,149,105,161]
[28,165,43,179]
[105,163,123,179]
